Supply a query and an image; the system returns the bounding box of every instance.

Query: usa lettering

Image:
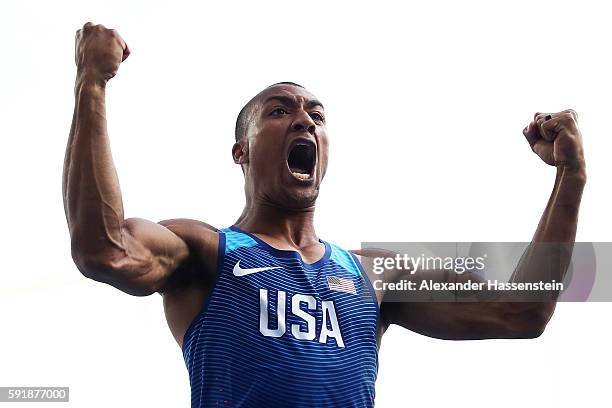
[259,288,345,348]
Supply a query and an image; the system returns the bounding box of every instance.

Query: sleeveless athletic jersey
[182,226,379,408]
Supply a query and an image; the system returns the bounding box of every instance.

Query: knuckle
[566,109,578,120]
[555,112,576,127]
[110,29,123,42]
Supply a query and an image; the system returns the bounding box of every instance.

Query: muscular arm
[64,23,189,296]
[378,111,586,340]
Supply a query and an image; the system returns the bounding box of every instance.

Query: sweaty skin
[64,23,586,350]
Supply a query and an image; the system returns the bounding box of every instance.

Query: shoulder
[349,248,404,280]
[348,248,394,306]
[159,218,218,235]
[349,248,396,259]
[159,218,219,252]
[349,248,407,307]
[349,247,397,275]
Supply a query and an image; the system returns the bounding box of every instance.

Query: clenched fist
[523,110,585,170]
[75,22,130,83]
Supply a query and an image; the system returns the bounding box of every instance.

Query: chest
[211,246,376,348]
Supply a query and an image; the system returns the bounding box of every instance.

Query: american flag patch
[326,276,356,294]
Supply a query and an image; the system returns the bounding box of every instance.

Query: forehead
[255,84,322,109]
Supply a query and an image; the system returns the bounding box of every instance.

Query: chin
[281,186,320,210]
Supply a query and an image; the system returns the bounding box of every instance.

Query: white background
[1,0,610,407]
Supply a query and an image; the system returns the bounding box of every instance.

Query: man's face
[234,84,329,209]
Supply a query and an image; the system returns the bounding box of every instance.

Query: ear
[232,141,249,164]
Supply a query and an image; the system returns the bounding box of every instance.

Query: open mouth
[286,140,316,181]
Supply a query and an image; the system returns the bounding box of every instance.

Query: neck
[234,198,319,247]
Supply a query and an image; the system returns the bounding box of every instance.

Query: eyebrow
[262,95,324,110]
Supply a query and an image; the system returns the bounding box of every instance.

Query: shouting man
[63,23,586,407]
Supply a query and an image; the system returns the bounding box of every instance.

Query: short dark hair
[234,82,305,142]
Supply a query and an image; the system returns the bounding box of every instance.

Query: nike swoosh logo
[232,261,282,277]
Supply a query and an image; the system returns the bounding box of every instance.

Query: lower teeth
[292,172,310,180]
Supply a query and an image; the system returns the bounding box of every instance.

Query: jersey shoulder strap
[220,226,258,255]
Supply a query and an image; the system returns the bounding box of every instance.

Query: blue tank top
[182,226,379,407]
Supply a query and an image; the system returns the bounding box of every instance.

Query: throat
[234,203,319,253]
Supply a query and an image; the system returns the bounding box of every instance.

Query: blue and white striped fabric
[183,226,379,407]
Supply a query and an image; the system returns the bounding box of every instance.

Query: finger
[543,111,577,131]
[535,112,552,125]
[83,22,94,30]
[540,111,578,144]
[562,108,578,122]
[540,118,561,141]
[75,29,81,55]
[523,120,540,147]
[535,110,577,123]
[122,42,131,61]
[111,30,130,61]
[534,113,551,130]
[534,112,561,142]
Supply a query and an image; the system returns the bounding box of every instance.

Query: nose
[291,110,316,134]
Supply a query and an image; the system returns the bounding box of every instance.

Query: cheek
[318,144,329,175]
[318,135,329,160]
[250,139,284,170]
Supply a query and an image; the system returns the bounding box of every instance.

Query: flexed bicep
[73,218,190,296]
[64,23,190,296]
